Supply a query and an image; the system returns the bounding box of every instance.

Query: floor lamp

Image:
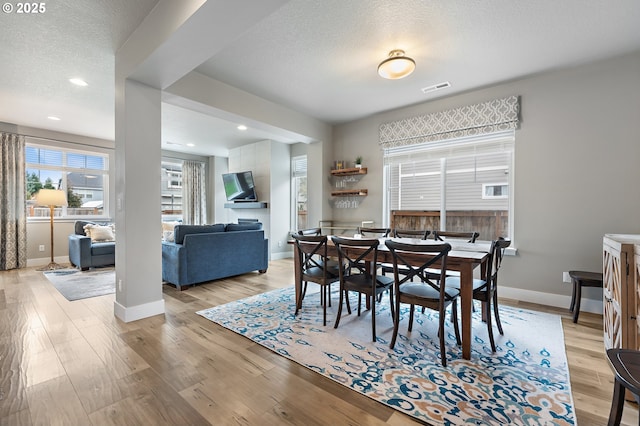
[36,189,68,271]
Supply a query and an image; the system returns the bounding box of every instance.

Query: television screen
[222,171,258,201]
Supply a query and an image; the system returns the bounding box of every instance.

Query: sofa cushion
[226,222,262,232]
[91,242,116,256]
[84,223,115,242]
[174,224,225,244]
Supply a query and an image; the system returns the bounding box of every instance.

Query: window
[26,143,109,219]
[482,183,509,199]
[383,131,514,240]
[161,160,183,220]
[291,155,307,231]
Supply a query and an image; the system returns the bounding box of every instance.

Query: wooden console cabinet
[603,234,640,351]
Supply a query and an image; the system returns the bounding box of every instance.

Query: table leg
[460,262,473,360]
[293,245,302,312]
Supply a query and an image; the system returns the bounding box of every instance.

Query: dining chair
[291,234,341,326]
[297,227,322,236]
[385,240,461,367]
[393,229,430,239]
[446,237,511,352]
[430,230,480,280]
[331,236,395,342]
[433,230,479,243]
[357,227,391,238]
[381,229,430,277]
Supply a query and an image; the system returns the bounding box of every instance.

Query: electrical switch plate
[562,272,571,283]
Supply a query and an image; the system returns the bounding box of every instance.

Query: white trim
[27,255,70,268]
[114,298,165,323]
[498,286,603,315]
[271,251,293,260]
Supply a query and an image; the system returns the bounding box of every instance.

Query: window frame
[26,140,111,222]
[382,130,515,241]
[291,155,308,232]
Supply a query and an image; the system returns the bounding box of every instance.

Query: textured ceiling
[1,0,640,156]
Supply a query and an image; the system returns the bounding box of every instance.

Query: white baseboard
[271,251,293,260]
[499,286,603,315]
[28,255,70,268]
[114,298,165,323]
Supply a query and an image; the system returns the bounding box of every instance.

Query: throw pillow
[162,221,180,239]
[163,230,175,242]
[84,224,115,242]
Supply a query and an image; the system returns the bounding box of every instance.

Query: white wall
[330,51,640,309]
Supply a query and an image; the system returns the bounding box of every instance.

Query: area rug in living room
[197,287,575,425]
[43,267,115,301]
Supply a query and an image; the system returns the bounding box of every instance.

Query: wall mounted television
[222,171,258,202]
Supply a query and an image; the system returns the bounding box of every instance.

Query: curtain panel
[379,96,520,149]
[182,160,207,225]
[0,132,27,270]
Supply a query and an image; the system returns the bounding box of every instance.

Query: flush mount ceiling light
[377,49,416,80]
[237,125,247,131]
[47,116,61,121]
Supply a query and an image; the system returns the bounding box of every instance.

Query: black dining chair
[331,236,395,342]
[291,234,341,326]
[393,229,430,240]
[381,229,430,278]
[446,237,511,352]
[433,230,479,243]
[385,240,461,367]
[358,227,391,238]
[297,227,322,236]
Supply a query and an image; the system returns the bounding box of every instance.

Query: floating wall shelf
[224,202,268,209]
[330,167,367,176]
[330,189,368,197]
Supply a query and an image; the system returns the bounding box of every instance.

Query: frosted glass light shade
[378,50,416,80]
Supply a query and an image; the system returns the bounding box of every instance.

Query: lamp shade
[378,50,416,80]
[35,189,68,207]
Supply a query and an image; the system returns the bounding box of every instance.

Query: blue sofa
[162,223,268,290]
[68,221,116,270]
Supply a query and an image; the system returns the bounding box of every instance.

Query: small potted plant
[355,156,363,169]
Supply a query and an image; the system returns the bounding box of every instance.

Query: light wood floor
[0,258,637,425]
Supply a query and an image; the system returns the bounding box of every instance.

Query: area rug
[43,267,115,301]
[197,287,575,425]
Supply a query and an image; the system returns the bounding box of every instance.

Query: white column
[113,79,164,322]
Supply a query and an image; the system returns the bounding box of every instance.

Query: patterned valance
[379,96,520,149]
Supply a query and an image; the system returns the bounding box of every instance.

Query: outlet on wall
[562,271,571,283]
[38,245,45,252]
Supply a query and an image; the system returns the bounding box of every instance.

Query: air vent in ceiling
[421,81,451,94]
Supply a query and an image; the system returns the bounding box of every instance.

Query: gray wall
[330,50,640,308]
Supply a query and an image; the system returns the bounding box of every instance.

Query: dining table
[292,236,491,360]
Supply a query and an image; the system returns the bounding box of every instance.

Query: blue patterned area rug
[197,287,575,425]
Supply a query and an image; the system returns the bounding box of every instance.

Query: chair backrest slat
[297,228,322,236]
[434,230,479,243]
[358,227,391,238]
[393,229,430,240]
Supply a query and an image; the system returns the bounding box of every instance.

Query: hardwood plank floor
[0,259,637,425]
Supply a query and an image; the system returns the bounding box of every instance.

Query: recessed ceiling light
[47,116,61,121]
[69,78,88,87]
[237,125,247,131]
[186,143,195,147]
